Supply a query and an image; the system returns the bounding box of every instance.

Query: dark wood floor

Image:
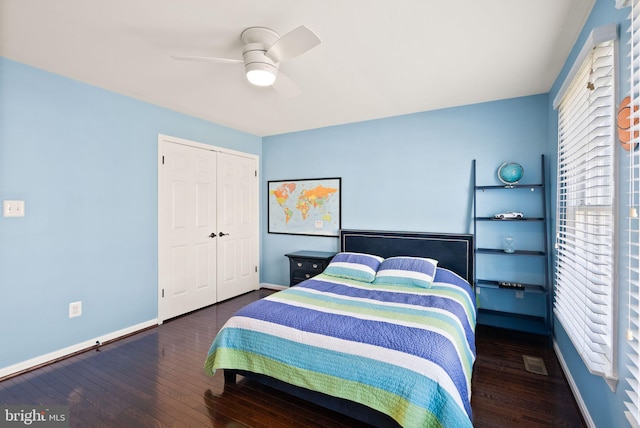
[0,289,585,427]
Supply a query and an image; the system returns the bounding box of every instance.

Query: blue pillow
[323,252,384,283]
[373,256,438,288]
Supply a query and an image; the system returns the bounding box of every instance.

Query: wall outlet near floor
[69,301,82,318]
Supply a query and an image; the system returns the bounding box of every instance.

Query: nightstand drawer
[291,270,315,284]
[284,251,336,287]
[290,259,326,272]
[290,259,328,284]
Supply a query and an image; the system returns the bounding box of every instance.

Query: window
[553,23,617,386]
[625,1,640,425]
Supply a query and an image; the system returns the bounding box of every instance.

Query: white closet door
[159,141,217,322]
[216,152,258,301]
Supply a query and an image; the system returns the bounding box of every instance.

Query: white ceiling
[0,0,594,137]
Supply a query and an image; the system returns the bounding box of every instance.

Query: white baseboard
[260,282,287,290]
[553,339,596,428]
[0,318,158,379]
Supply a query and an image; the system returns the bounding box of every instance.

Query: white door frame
[157,134,260,324]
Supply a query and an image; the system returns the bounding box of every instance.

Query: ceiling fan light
[245,63,277,86]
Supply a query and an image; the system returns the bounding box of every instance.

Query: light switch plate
[3,200,25,217]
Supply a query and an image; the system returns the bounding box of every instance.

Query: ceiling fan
[173,25,321,98]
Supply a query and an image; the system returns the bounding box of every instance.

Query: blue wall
[0,58,261,369]
[262,95,549,285]
[546,1,631,427]
[1,1,633,424]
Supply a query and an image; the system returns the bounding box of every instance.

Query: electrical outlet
[69,301,82,318]
[3,200,25,217]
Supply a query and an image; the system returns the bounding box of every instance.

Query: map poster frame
[268,177,342,237]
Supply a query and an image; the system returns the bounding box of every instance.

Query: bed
[205,229,476,427]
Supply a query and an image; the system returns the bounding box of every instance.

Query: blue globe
[498,162,524,185]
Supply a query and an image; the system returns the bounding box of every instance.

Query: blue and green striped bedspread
[205,267,476,428]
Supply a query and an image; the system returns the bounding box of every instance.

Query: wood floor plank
[62,354,179,427]
[0,289,586,428]
[81,350,216,427]
[472,325,585,428]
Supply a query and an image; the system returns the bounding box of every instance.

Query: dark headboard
[340,229,474,284]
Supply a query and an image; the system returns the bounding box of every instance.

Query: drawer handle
[305,274,311,278]
[312,263,318,268]
[297,262,303,267]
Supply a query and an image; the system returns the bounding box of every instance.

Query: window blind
[626,2,640,425]
[555,26,617,384]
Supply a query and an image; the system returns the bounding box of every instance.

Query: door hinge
[255,170,257,177]
[162,289,165,298]
[255,266,258,273]
[162,155,165,165]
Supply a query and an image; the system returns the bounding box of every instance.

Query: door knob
[209,233,216,238]
[219,232,229,237]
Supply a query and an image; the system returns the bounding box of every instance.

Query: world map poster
[268,177,341,237]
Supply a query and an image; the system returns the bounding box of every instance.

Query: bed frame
[222,229,475,427]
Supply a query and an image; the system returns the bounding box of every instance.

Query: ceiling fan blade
[172,55,242,64]
[265,26,321,63]
[272,71,301,98]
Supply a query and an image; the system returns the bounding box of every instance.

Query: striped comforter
[205,268,476,428]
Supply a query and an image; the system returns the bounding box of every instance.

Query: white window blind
[555,25,617,385]
[626,2,640,425]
